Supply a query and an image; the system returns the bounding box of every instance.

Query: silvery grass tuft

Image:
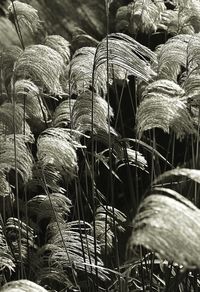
[0,103,32,136]
[115,0,165,34]
[136,79,196,139]
[72,90,115,136]
[130,187,200,269]
[44,35,71,65]
[0,279,48,292]
[14,45,65,94]
[0,223,15,273]
[2,0,200,290]
[69,46,107,96]
[27,193,72,223]
[94,206,126,252]
[52,99,75,128]
[37,128,82,180]
[94,33,157,82]
[6,217,36,264]
[14,79,48,128]
[1,45,22,89]
[8,0,41,35]
[0,134,33,183]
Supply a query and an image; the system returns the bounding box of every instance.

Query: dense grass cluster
[0,0,200,291]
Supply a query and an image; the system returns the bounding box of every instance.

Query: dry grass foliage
[1,0,200,291]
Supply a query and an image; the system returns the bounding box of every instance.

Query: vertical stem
[11,76,24,278]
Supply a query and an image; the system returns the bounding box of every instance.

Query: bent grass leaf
[155,34,200,82]
[121,138,172,167]
[141,79,185,99]
[156,34,193,81]
[183,72,200,105]
[136,95,195,139]
[117,148,148,171]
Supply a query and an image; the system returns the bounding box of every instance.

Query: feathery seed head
[130,188,200,269]
[136,79,196,139]
[14,44,65,94]
[0,102,32,136]
[1,279,48,292]
[27,193,72,223]
[8,0,41,35]
[37,128,80,180]
[72,90,115,136]
[6,217,36,263]
[95,33,157,82]
[94,205,126,252]
[52,99,75,128]
[0,134,33,183]
[44,35,71,65]
[69,46,107,95]
[0,222,15,273]
[14,79,48,129]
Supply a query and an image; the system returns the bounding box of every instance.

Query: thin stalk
[91,41,99,292]
[149,253,155,292]
[171,133,176,167]
[11,76,24,278]
[105,2,121,291]
[74,178,91,289]
[194,108,200,207]
[165,262,173,292]
[10,0,25,50]
[114,74,127,131]
[140,246,146,292]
